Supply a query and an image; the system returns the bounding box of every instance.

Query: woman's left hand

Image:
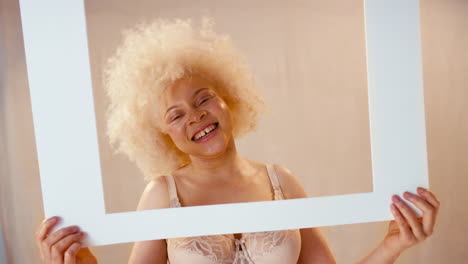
[383,187,440,257]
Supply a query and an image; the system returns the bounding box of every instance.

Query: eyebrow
[164,88,209,117]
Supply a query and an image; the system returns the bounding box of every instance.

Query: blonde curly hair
[104,18,266,180]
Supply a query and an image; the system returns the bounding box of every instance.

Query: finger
[51,232,85,260]
[390,203,415,239]
[44,226,80,252]
[64,242,81,264]
[388,220,398,231]
[390,204,417,251]
[393,195,426,241]
[36,217,59,242]
[417,187,440,210]
[403,191,437,236]
[36,217,60,260]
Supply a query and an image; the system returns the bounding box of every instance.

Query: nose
[189,109,206,125]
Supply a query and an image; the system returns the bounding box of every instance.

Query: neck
[186,138,248,183]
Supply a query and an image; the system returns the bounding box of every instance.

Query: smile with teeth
[192,123,218,141]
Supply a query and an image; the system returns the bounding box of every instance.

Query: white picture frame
[19,0,428,246]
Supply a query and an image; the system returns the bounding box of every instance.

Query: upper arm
[273,164,336,264]
[128,177,171,264]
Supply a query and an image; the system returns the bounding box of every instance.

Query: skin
[35,218,96,264]
[35,76,440,264]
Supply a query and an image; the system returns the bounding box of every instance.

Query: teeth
[195,132,205,141]
[194,124,217,141]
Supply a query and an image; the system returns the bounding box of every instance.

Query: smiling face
[159,75,235,158]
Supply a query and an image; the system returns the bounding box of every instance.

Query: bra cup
[167,229,301,264]
[167,249,228,264]
[244,230,301,263]
[167,234,235,264]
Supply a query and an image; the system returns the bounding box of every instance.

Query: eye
[171,114,183,122]
[199,96,212,105]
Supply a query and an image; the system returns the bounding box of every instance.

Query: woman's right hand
[35,217,97,264]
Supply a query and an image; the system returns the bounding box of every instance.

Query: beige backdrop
[1,0,467,263]
[86,0,372,214]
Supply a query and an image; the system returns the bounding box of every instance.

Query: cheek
[162,121,186,145]
[167,125,185,141]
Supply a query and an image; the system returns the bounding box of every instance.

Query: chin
[201,143,229,157]
[194,137,231,157]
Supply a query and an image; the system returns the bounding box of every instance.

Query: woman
[35,19,440,264]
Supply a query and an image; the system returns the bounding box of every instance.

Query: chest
[174,173,275,207]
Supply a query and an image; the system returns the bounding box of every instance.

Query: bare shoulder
[136,176,171,211]
[272,164,308,199]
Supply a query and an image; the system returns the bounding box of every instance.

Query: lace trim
[241,230,295,259]
[167,234,235,263]
[167,229,298,263]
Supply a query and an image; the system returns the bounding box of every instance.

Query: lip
[193,124,218,143]
[191,122,218,141]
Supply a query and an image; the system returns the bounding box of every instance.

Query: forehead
[161,76,215,106]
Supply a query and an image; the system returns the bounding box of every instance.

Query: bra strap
[266,164,285,200]
[165,175,181,208]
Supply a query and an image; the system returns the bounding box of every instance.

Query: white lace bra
[165,164,302,264]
